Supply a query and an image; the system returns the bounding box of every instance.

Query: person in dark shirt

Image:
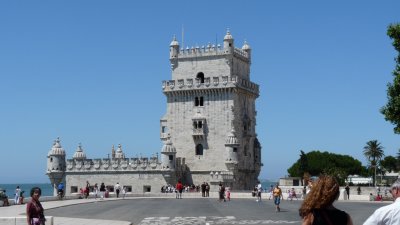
[299,175,353,225]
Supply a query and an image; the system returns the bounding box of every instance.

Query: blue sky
[0,1,399,183]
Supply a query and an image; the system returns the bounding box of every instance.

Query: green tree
[381,23,400,134]
[363,140,385,186]
[380,155,398,172]
[287,151,365,184]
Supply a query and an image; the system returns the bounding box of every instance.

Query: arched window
[196,72,205,83]
[195,144,203,155]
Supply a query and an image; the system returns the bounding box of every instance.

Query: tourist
[363,179,400,224]
[205,183,210,197]
[114,182,121,198]
[0,188,10,206]
[218,182,226,202]
[299,175,353,225]
[273,184,283,212]
[85,181,90,199]
[226,187,231,201]
[122,186,127,199]
[201,182,206,197]
[289,188,298,201]
[57,182,64,200]
[100,182,106,200]
[345,184,350,200]
[176,180,183,199]
[19,190,25,204]
[15,186,21,205]
[26,187,46,225]
[93,183,98,199]
[269,185,274,200]
[256,181,262,202]
[302,186,307,199]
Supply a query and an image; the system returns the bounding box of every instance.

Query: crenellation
[162,75,259,96]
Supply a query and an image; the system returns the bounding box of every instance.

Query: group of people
[4,176,400,225]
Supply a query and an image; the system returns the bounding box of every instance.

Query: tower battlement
[65,156,166,172]
[176,45,250,62]
[162,75,259,96]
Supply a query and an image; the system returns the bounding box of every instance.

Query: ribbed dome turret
[242,40,251,50]
[170,35,179,46]
[73,143,86,160]
[161,139,176,153]
[225,129,239,145]
[224,29,233,40]
[115,144,125,159]
[48,137,66,156]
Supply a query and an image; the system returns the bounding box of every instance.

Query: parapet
[162,75,259,96]
[65,156,166,172]
[174,45,250,62]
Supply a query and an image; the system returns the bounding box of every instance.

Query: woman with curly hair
[299,175,353,225]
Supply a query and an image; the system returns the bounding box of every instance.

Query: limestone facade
[46,30,262,196]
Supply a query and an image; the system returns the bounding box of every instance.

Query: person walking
[226,187,231,201]
[176,180,183,199]
[201,182,206,197]
[26,187,45,225]
[299,175,353,225]
[273,184,283,212]
[15,186,21,205]
[363,178,400,225]
[85,181,90,199]
[57,183,64,200]
[205,183,210,197]
[345,184,350,200]
[99,182,106,200]
[93,183,98,199]
[268,185,274,200]
[114,182,121,198]
[218,182,226,202]
[122,186,127,199]
[256,181,262,202]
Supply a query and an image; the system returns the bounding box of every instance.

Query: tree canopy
[287,151,366,184]
[381,23,400,134]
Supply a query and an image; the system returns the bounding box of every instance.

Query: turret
[223,29,234,54]
[114,144,125,159]
[46,137,66,196]
[73,143,87,160]
[224,129,239,163]
[242,40,251,62]
[169,35,179,59]
[161,137,176,170]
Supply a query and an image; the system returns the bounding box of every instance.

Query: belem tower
[47,30,262,196]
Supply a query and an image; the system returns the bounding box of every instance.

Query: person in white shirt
[256,181,262,202]
[15,186,21,205]
[363,179,400,225]
[114,182,121,198]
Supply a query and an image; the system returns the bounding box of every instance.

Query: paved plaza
[42,197,386,225]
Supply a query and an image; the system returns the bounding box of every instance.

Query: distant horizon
[1,1,399,184]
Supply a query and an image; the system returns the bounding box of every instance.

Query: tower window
[195,144,203,155]
[196,72,205,83]
[194,97,204,106]
[162,126,168,133]
[169,155,173,161]
[233,147,237,152]
[50,157,53,162]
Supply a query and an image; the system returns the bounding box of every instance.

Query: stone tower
[161,30,262,190]
[46,137,66,195]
